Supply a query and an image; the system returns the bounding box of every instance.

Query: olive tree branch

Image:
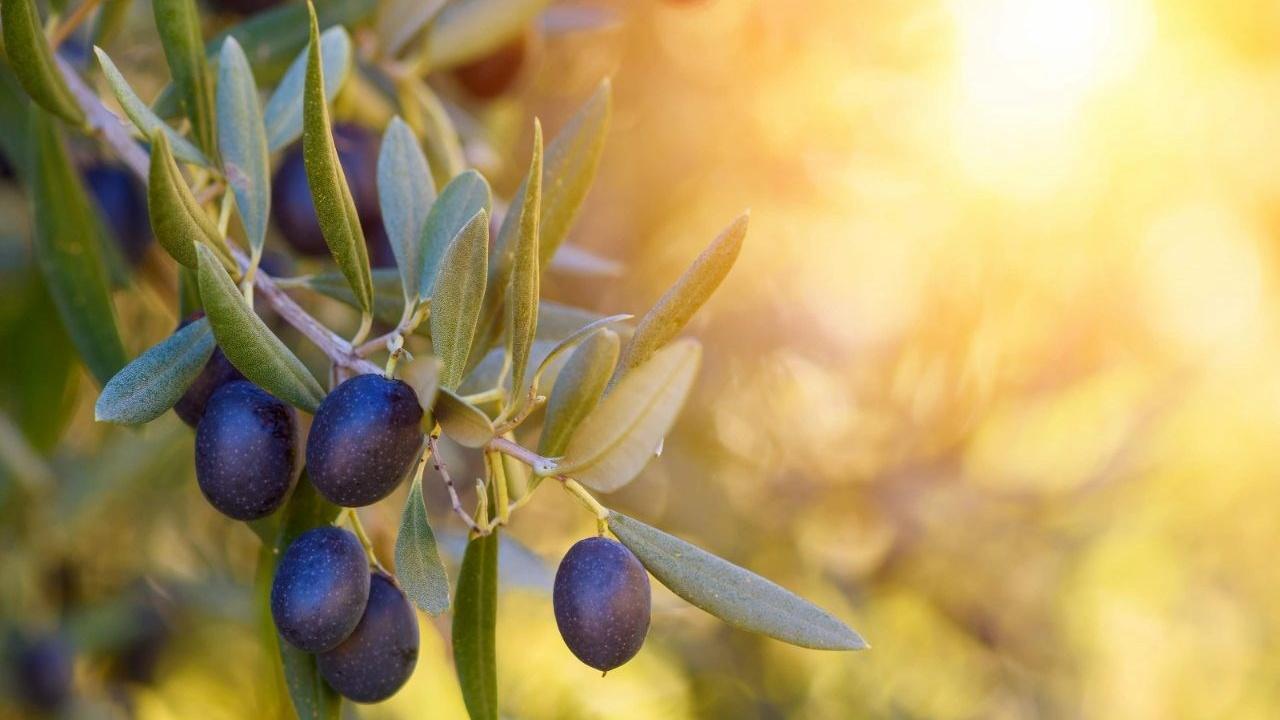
[427,431,486,535]
[484,436,609,522]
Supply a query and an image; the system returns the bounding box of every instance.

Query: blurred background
[5,0,1280,717]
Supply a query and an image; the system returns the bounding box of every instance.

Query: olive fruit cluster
[553,537,652,672]
[270,528,419,703]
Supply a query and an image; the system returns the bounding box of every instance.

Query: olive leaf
[453,531,499,720]
[302,3,374,315]
[548,339,701,492]
[527,313,632,396]
[547,243,623,279]
[377,0,446,58]
[263,25,352,153]
[153,0,217,155]
[535,79,611,267]
[378,117,436,305]
[607,513,868,651]
[418,170,491,302]
[0,62,33,181]
[93,0,132,45]
[409,82,466,188]
[395,474,451,616]
[434,387,494,449]
[29,110,128,387]
[431,210,490,390]
[147,132,235,272]
[196,244,325,413]
[1,0,86,125]
[538,329,619,457]
[294,268,404,325]
[614,213,748,380]
[403,356,441,419]
[95,318,215,425]
[94,47,210,167]
[424,0,549,69]
[505,121,543,396]
[279,642,341,720]
[217,37,271,259]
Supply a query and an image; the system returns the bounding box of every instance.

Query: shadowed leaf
[153,0,217,154]
[1,0,85,125]
[452,531,498,720]
[395,475,450,615]
[434,387,494,449]
[147,132,234,272]
[378,117,436,305]
[95,318,215,425]
[217,37,271,258]
[95,47,209,166]
[264,25,351,153]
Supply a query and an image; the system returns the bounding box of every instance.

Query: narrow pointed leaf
[608,513,867,651]
[434,387,494,449]
[424,0,549,69]
[410,82,466,188]
[95,48,209,166]
[217,37,272,258]
[377,0,446,58]
[551,339,701,492]
[528,314,632,394]
[263,25,351,153]
[29,111,127,386]
[302,4,373,314]
[279,643,341,720]
[396,475,451,615]
[419,170,491,301]
[153,0,217,154]
[615,213,747,379]
[536,80,611,267]
[431,210,489,390]
[92,0,133,45]
[1,0,86,125]
[148,132,234,271]
[505,121,543,396]
[196,244,325,412]
[538,329,618,457]
[297,268,404,325]
[452,531,498,720]
[378,116,436,303]
[95,318,215,425]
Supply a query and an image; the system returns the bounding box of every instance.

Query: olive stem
[561,478,610,522]
[427,432,486,535]
[350,312,374,346]
[486,436,558,475]
[340,508,386,573]
[459,388,505,405]
[488,450,510,526]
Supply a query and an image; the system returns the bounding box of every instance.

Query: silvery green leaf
[430,210,489,390]
[538,328,618,457]
[377,116,436,304]
[550,339,700,492]
[505,121,543,396]
[528,313,631,395]
[147,132,234,272]
[263,25,352,153]
[608,513,868,651]
[418,169,491,302]
[1,0,85,125]
[395,475,451,616]
[295,268,404,325]
[424,0,549,69]
[94,47,209,166]
[534,79,611,268]
[95,319,215,425]
[153,0,217,154]
[548,243,623,278]
[434,387,494,449]
[411,82,466,188]
[377,0,446,58]
[216,37,271,257]
[452,531,498,720]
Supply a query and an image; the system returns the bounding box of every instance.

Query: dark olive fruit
[271,123,395,267]
[452,34,527,100]
[0,148,13,179]
[174,312,245,427]
[10,633,74,712]
[83,163,152,267]
[271,527,371,653]
[317,572,419,703]
[195,381,298,520]
[206,0,283,14]
[306,373,424,507]
[553,537,651,672]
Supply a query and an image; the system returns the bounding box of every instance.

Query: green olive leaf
[217,37,272,259]
[395,474,451,616]
[294,268,404,325]
[196,244,325,412]
[302,3,373,315]
[505,121,543,396]
[409,82,466,189]
[377,0,446,58]
[527,313,632,397]
[152,0,217,155]
[1,0,86,125]
[452,530,499,720]
[549,339,701,492]
[403,356,441,418]
[430,210,489,390]
[608,513,868,651]
[263,25,351,153]
[95,318,215,425]
[92,0,132,45]
[614,213,747,380]
[535,79,611,268]
[434,387,495,449]
[94,47,210,167]
[147,132,235,273]
[29,110,127,387]
[418,170,491,302]
[378,116,436,305]
[424,0,549,69]
[538,328,619,457]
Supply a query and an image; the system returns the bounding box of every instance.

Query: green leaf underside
[196,245,325,412]
[395,475,451,615]
[378,117,436,304]
[505,121,543,397]
[434,387,494,448]
[431,210,489,390]
[615,213,748,379]
[95,47,210,166]
[264,25,351,153]
[607,513,868,651]
[30,111,128,387]
[302,3,374,314]
[95,318,215,425]
[553,339,701,492]
[299,268,404,325]
[1,0,85,125]
[425,0,550,69]
[148,132,231,270]
[453,531,499,720]
[411,82,466,188]
[217,37,272,257]
[538,329,619,457]
[419,170,491,302]
[153,0,217,155]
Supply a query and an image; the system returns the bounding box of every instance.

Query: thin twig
[428,432,484,534]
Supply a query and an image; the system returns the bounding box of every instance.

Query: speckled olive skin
[271,527,371,653]
[452,35,527,100]
[83,163,152,266]
[11,633,74,712]
[306,374,424,507]
[195,381,298,520]
[174,313,244,427]
[270,123,395,267]
[553,537,651,671]
[317,572,419,703]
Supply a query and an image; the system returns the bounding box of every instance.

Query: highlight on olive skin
[271,526,371,654]
[194,380,299,520]
[317,572,419,704]
[553,536,652,672]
